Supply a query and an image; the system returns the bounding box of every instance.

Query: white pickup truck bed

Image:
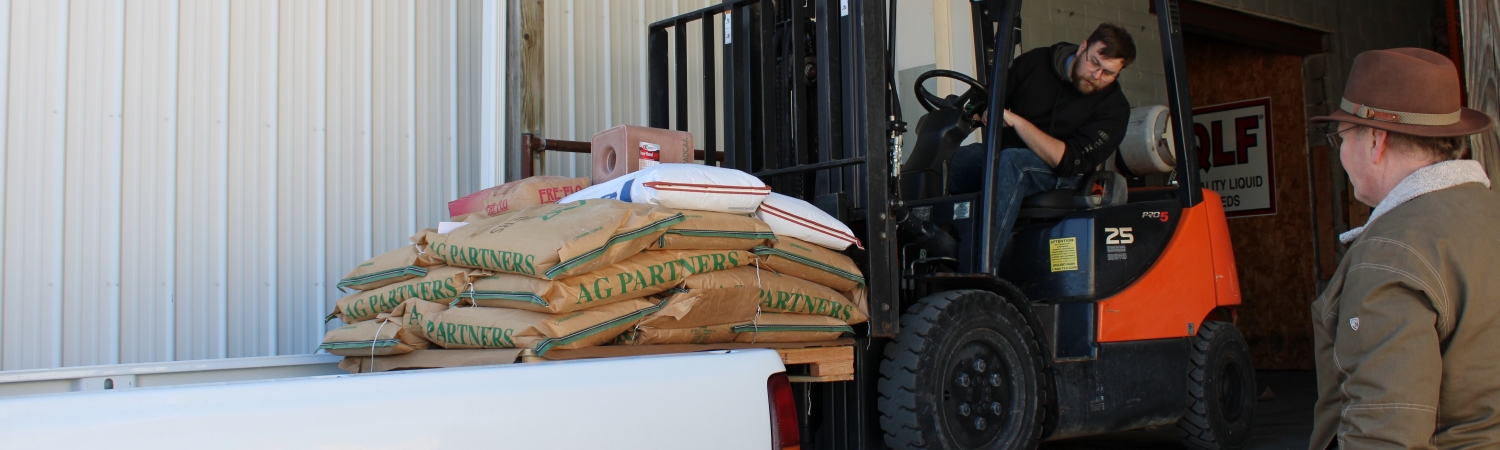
[0,349,786,449]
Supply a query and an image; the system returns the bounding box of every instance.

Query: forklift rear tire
[878,290,1045,450]
[1177,321,1256,450]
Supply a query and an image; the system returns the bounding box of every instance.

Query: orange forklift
[643,0,1254,448]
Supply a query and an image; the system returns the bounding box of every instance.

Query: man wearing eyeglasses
[948,23,1135,255]
[1308,48,1500,449]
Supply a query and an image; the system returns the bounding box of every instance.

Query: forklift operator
[949,23,1135,253]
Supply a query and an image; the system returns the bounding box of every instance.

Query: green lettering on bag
[593,278,613,299]
[576,284,595,304]
[616,272,634,295]
[711,254,726,271]
[648,265,665,285]
[465,324,480,346]
[632,270,648,291]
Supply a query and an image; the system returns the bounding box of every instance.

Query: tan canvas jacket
[1311,161,1500,450]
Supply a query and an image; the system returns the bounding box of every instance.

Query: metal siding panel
[414,2,436,220]
[491,0,505,184]
[543,0,710,178]
[479,0,498,188]
[404,1,417,233]
[175,0,230,361]
[542,0,561,175]
[370,0,416,255]
[120,0,179,364]
[611,2,638,133]
[455,0,479,190]
[3,0,69,370]
[444,2,459,200]
[0,0,10,367]
[541,0,587,176]
[226,0,278,358]
[277,0,327,356]
[565,0,582,175]
[575,0,593,145]
[324,0,372,337]
[62,0,125,368]
[415,1,459,223]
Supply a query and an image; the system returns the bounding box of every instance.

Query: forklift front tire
[1177,321,1256,450]
[878,290,1046,450]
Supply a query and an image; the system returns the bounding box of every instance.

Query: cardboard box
[591,125,694,183]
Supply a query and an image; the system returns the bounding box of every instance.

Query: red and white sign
[1193,98,1275,217]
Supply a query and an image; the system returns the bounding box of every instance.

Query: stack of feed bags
[320,232,486,357]
[561,163,867,346]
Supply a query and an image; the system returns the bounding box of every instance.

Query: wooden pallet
[517,341,857,383]
[779,346,854,383]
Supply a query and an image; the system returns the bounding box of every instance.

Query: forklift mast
[646,0,1200,335]
[647,0,902,337]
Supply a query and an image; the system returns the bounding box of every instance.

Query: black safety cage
[647,0,902,337]
[645,0,1202,338]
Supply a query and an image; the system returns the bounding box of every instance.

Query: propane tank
[1118,105,1176,176]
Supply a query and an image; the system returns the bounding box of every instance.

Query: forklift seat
[1017,171,1128,219]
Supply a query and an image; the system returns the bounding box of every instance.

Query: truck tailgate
[0,349,785,449]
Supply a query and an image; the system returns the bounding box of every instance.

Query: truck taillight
[768,372,800,450]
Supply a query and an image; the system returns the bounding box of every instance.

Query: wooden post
[509,0,545,178]
[1459,0,1499,191]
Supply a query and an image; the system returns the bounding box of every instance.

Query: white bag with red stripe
[559,163,771,214]
[757,192,863,250]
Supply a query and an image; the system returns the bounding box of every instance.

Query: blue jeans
[950,144,1077,255]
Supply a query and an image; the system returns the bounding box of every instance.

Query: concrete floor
[1039,371,1317,450]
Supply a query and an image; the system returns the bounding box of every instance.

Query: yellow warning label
[1049,238,1078,272]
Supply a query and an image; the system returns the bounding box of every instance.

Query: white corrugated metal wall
[538,0,724,177]
[0,0,506,371]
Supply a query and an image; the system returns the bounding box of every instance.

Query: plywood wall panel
[1459,0,1499,189]
[1185,36,1315,370]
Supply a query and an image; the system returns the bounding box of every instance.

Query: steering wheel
[913,69,989,121]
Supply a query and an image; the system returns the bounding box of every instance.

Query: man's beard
[1071,60,1100,94]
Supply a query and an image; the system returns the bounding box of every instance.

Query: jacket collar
[1340,160,1491,243]
[1051,43,1079,83]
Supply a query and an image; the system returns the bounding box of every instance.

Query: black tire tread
[1177,321,1253,450]
[878,290,1047,450]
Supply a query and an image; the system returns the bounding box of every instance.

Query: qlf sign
[1193,98,1275,217]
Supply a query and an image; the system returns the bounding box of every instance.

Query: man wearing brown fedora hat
[1309,48,1500,449]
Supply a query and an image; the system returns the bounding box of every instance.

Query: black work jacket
[1000,42,1131,177]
